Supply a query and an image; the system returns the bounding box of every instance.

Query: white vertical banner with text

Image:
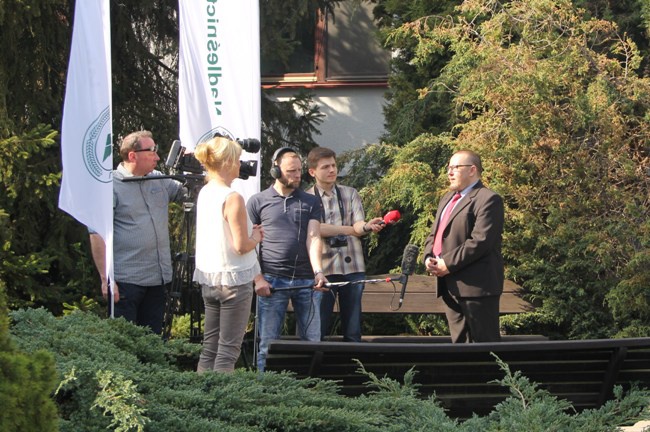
[178,0,261,200]
[59,0,113,285]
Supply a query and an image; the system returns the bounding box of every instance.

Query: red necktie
[432,193,462,257]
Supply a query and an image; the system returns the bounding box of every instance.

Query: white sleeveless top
[193,182,260,287]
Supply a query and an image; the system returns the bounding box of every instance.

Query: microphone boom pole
[269,244,420,298]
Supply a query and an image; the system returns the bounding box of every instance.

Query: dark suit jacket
[423,181,504,298]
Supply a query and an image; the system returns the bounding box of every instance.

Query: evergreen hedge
[0,282,58,432]
[6,308,650,431]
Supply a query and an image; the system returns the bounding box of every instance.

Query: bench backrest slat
[266,337,650,418]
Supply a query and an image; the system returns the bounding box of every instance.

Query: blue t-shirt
[247,186,321,279]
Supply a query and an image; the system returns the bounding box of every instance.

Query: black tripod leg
[253,294,259,370]
[162,252,185,340]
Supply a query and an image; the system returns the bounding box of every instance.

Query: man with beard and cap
[247,147,328,371]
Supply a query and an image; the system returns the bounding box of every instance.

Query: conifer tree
[365,0,650,337]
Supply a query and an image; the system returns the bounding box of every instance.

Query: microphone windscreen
[165,140,182,168]
[383,210,401,225]
[400,244,419,276]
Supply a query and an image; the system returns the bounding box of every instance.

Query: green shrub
[8,309,650,431]
[462,356,650,432]
[499,312,565,338]
[0,282,58,432]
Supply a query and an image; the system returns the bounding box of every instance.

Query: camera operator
[89,130,184,335]
[306,147,384,342]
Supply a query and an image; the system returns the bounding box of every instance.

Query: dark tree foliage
[370,0,463,145]
[0,0,95,312]
[0,0,71,135]
[575,0,650,75]
[110,1,179,147]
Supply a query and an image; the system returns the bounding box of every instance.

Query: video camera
[165,139,260,180]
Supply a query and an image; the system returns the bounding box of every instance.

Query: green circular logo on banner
[82,107,112,183]
[197,126,234,146]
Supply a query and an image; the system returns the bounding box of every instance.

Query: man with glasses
[89,130,184,334]
[423,150,504,343]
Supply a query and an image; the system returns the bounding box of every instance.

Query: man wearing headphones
[247,147,328,372]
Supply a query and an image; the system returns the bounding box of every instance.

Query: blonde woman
[193,137,270,372]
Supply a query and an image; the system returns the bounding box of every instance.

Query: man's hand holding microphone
[356,209,401,236]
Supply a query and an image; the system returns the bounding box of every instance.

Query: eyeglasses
[133,145,158,153]
[447,164,473,172]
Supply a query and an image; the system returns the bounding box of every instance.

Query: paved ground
[621,420,650,431]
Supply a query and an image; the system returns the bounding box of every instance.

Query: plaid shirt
[306,184,366,276]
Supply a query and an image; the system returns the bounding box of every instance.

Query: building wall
[273,87,387,155]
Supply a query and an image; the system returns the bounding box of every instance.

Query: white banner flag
[59,0,113,283]
[178,0,261,200]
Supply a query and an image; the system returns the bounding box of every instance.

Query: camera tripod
[162,195,204,342]
[121,173,203,341]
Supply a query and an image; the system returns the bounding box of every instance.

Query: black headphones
[270,146,296,179]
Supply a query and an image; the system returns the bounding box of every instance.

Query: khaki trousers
[197,281,253,373]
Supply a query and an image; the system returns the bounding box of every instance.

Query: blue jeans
[256,276,322,372]
[320,272,364,342]
[112,282,167,335]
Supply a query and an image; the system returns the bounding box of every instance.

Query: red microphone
[382,210,401,225]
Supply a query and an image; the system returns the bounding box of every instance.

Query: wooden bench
[265,336,650,418]
[349,274,532,314]
[288,274,534,314]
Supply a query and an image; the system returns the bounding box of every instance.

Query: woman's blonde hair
[194,137,242,179]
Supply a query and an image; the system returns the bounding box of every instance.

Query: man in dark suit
[423,150,504,343]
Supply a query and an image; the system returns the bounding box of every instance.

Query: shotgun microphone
[398,244,419,307]
[165,140,183,168]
